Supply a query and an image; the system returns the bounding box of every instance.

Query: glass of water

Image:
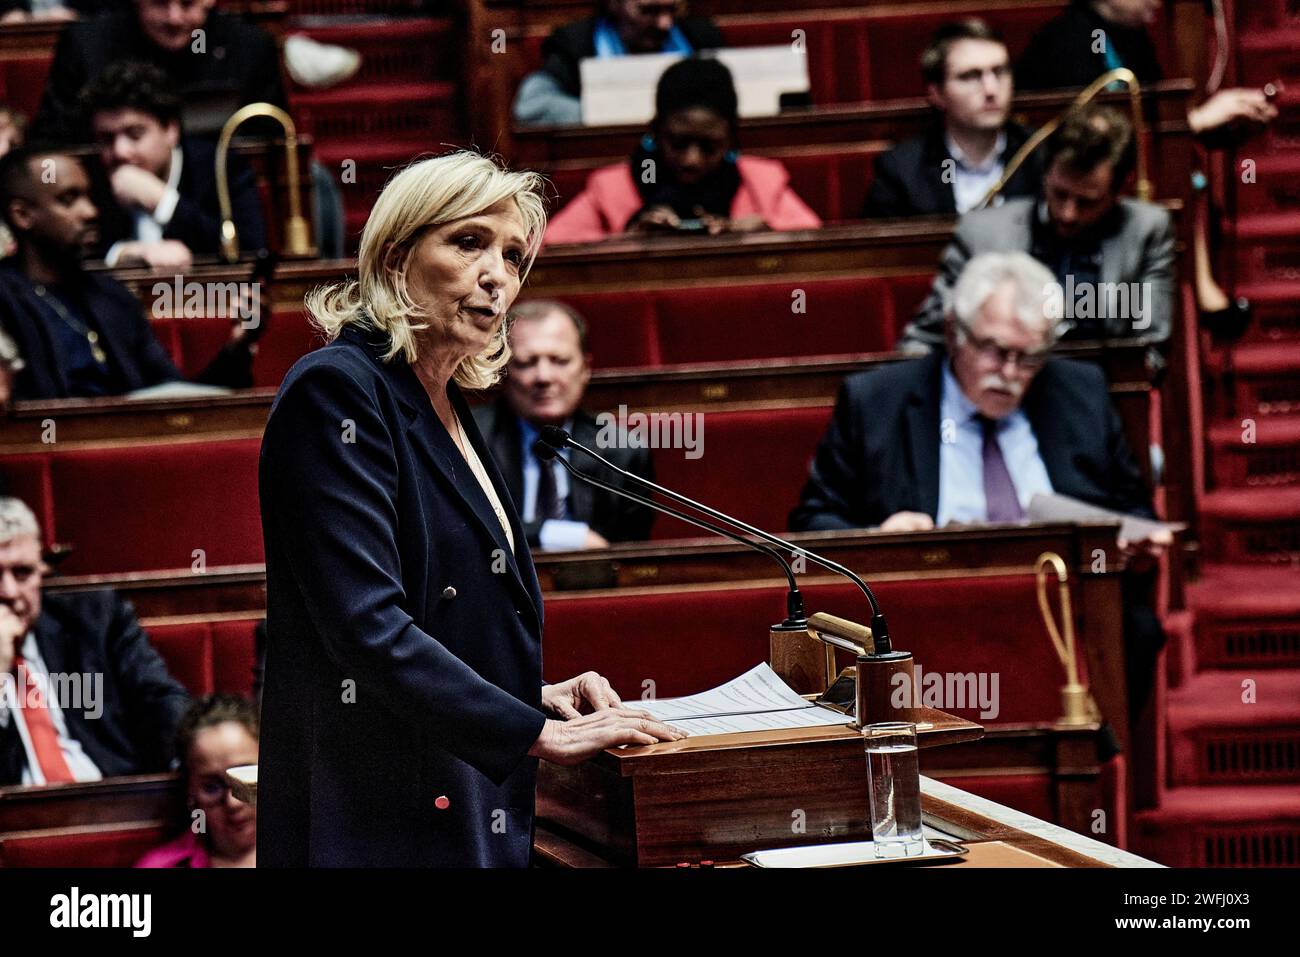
[863,722,924,859]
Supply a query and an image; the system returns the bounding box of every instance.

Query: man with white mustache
[791,251,1169,556]
[792,251,1172,716]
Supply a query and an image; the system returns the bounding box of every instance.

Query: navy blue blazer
[789,352,1154,531]
[257,325,548,867]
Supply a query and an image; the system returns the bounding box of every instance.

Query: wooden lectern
[537,713,982,867]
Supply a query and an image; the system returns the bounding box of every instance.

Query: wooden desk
[465,0,1202,160]
[0,339,1156,468]
[514,84,1195,203]
[534,770,1160,868]
[0,774,180,836]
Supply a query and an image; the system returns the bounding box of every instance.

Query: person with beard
[513,0,724,127]
[897,104,1174,352]
[790,252,1169,715]
[543,56,821,244]
[0,147,256,400]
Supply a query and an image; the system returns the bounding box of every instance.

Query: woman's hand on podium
[528,709,686,765]
[541,670,624,718]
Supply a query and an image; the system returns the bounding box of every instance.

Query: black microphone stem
[556,433,892,652]
[543,450,807,625]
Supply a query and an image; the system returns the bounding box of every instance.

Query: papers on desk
[631,663,855,737]
[1028,492,1185,542]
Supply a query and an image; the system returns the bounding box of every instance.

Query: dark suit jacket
[32,9,288,143]
[0,259,252,400]
[1016,2,1163,92]
[539,15,724,98]
[473,399,656,547]
[789,352,1153,531]
[258,326,549,867]
[0,590,191,786]
[95,137,268,260]
[898,196,1175,351]
[862,122,1043,218]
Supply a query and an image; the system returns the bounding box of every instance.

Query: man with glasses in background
[897,102,1174,353]
[790,250,1166,549]
[791,250,1170,719]
[863,19,1043,218]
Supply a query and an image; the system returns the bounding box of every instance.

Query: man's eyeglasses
[956,320,1051,372]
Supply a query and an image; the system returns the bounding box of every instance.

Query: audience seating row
[0,401,829,572]
[144,271,937,385]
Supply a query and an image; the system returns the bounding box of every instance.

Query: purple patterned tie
[979,415,1025,523]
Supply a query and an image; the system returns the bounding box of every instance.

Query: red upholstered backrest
[885,273,936,341]
[147,622,214,697]
[0,823,170,868]
[210,619,260,695]
[146,617,260,697]
[762,147,883,223]
[803,578,1073,722]
[649,405,832,538]
[542,585,778,696]
[153,311,324,387]
[542,575,1074,726]
[654,277,893,363]
[862,6,1063,101]
[1,453,56,550]
[545,166,593,215]
[49,439,264,575]
[0,54,54,120]
[537,291,661,367]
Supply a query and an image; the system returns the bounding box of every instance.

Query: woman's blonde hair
[306,150,548,390]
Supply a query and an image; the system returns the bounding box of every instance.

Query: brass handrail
[1034,552,1094,726]
[977,68,1153,210]
[215,103,314,263]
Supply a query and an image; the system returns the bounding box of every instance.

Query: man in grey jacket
[898,103,1174,352]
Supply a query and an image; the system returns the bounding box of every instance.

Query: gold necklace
[32,284,108,366]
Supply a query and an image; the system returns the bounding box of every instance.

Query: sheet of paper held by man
[627,663,854,737]
[1028,492,1186,542]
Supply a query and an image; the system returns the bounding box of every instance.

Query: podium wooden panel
[537,712,981,868]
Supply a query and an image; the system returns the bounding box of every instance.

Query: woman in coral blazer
[545,57,822,245]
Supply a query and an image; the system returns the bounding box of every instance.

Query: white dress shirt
[517,416,591,550]
[0,630,102,786]
[946,130,1007,215]
[104,146,184,267]
[936,362,1054,526]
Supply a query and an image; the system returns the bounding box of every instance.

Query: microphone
[536,425,892,652]
[533,439,807,628]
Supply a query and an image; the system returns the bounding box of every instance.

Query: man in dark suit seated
[474,299,655,550]
[791,251,1169,711]
[513,0,724,127]
[0,497,190,787]
[31,0,288,143]
[81,60,267,270]
[863,19,1043,219]
[898,104,1174,352]
[0,147,256,400]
